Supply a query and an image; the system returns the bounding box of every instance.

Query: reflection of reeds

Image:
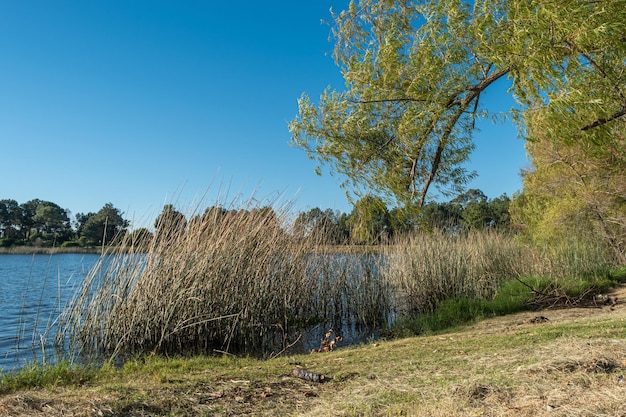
[56,198,391,362]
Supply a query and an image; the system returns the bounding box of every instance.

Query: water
[0,253,100,371]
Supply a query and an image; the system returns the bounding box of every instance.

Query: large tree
[81,203,129,246]
[290,0,626,208]
[511,121,626,263]
[0,199,21,239]
[348,195,390,244]
[32,201,72,242]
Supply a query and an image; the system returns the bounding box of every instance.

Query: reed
[384,229,615,317]
[56,198,391,362]
[383,230,530,316]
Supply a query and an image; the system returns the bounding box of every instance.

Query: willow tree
[289,0,626,209]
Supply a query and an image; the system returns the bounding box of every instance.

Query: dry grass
[384,231,533,315]
[384,230,614,316]
[55,198,391,361]
[2,286,626,416]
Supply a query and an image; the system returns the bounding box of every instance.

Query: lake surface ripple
[0,253,100,371]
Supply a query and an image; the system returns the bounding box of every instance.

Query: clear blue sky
[0,1,528,227]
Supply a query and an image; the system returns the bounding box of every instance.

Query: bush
[384,230,533,316]
[61,240,82,248]
[0,238,15,247]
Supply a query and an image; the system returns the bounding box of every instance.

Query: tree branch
[581,107,626,131]
[418,67,510,207]
[353,97,427,104]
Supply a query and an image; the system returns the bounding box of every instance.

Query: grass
[391,266,626,336]
[383,230,618,334]
[0,361,98,395]
[49,199,618,361]
[2,283,626,416]
[5,196,622,414]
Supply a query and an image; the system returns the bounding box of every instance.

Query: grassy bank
[2,283,626,416]
[51,198,620,362]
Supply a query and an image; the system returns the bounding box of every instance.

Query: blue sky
[0,1,528,227]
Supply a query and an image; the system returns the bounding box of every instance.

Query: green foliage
[60,240,82,248]
[391,267,625,337]
[154,204,186,231]
[386,230,535,314]
[292,207,349,244]
[81,203,129,246]
[511,124,626,264]
[1,198,133,249]
[0,238,15,247]
[387,223,621,336]
[290,0,625,219]
[348,195,390,244]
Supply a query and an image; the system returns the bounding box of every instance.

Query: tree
[290,0,625,208]
[417,201,462,233]
[19,199,42,240]
[74,212,95,238]
[0,199,21,239]
[461,200,492,231]
[489,194,512,230]
[124,227,154,249]
[451,189,487,207]
[81,203,129,246]
[293,207,349,244]
[511,124,626,263]
[32,201,72,243]
[388,205,417,236]
[154,204,187,240]
[348,195,390,244]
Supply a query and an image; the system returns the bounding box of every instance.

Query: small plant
[311,329,342,353]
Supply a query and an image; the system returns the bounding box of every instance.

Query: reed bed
[383,231,531,316]
[383,230,615,317]
[55,199,391,362]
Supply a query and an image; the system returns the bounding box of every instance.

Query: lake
[0,253,101,371]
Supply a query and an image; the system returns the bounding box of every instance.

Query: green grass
[390,266,626,336]
[0,361,99,394]
[2,298,626,416]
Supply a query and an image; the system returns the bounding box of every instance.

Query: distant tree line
[0,199,130,248]
[0,189,511,249]
[293,189,512,245]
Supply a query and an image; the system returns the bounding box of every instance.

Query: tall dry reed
[384,231,537,316]
[384,229,614,317]
[56,199,391,361]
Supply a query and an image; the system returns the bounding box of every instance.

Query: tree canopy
[290,0,626,208]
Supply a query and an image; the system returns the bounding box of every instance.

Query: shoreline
[0,246,109,255]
